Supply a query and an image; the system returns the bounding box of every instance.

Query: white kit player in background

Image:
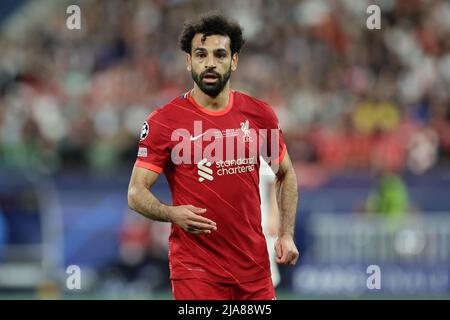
[259,157,281,287]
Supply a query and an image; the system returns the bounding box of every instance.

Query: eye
[197,53,206,58]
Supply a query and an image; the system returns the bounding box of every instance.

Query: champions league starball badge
[140,121,149,141]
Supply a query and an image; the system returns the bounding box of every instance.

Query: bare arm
[128,166,217,235]
[275,152,298,237]
[128,166,171,222]
[273,151,299,265]
[266,181,279,237]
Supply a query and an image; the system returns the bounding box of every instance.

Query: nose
[205,55,216,69]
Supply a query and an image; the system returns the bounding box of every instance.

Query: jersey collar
[187,89,234,116]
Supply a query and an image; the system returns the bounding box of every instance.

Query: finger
[286,251,296,265]
[275,241,282,259]
[186,205,207,214]
[289,253,299,266]
[186,226,211,235]
[275,242,283,263]
[185,225,211,234]
[279,246,296,265]
[280,251,292,265]
[190,213,216,226]
[189,221,217,231]
[284,249,299,265]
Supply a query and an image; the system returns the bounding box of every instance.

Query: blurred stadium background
[1,0,450,299]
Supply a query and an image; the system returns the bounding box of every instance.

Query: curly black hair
[179,13,245,55]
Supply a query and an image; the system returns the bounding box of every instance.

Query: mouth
[202,73,219,84]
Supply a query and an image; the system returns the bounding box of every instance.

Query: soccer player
[127,13,299,300]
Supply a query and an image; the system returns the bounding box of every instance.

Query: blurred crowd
[0,0,450,179]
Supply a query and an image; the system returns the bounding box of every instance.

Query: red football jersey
[135,90,286,284]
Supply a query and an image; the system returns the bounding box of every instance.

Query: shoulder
[234,90,271,110]
[234,91,278,124]
[145,94,187,123]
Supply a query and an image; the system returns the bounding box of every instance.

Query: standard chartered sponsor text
[216,157,256,176]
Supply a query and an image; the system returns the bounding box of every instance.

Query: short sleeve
[134,113,171,174]
[261,105,286,165]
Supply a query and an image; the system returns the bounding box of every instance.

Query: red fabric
[135,90,286,284]
[134,159,163,173]
[171,276,275,300]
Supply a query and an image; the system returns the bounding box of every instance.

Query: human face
[186,33,238,97]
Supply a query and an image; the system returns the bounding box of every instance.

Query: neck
[191,82,231,111]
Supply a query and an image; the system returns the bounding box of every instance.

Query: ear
[185,53,191,71]
[231,53,238,71]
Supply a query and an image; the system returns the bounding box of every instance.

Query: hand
[167,205,217,235]
[275,235,299,266]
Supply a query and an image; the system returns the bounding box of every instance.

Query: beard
[191,65,231,98]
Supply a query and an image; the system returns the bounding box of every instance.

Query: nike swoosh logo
[190,132,207,141]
